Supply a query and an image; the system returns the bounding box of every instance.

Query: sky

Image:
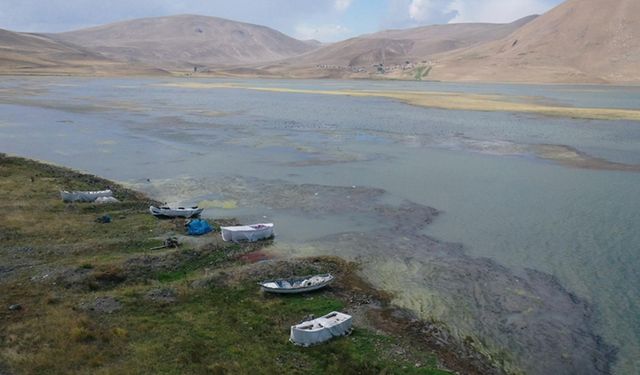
[0,0,564,42]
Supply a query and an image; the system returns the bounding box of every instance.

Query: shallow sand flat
[384,132,640,172]
[535,144,640,172]
[160,82,640,121]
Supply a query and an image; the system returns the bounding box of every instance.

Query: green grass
[155,250,228,283]
[413,66,433,80]
[104,284,447,374]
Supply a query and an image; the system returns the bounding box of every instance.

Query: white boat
[290,311,353,347]
[60,189,113,202]
[220,223,274,242]
[259,274,334,294]
[149,205,203,218]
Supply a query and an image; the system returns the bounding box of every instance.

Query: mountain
[4,0,639,83]
[50,14,317,70]
[429,0,640,83]
[253,16,536,78]
[298,16,535,67]
[0,28,163,76]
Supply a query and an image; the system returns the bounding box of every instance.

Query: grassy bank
[0,154,503,375]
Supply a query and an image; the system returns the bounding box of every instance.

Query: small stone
[145,288,177,304]
[95,214,112,224]
[79,296,121,314]
[8,304,22,311]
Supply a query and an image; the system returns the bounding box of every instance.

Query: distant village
[315,60,433,76]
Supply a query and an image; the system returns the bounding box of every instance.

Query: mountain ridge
[1,0,639,84]
[258,15,538,78]
[48,14,317,69]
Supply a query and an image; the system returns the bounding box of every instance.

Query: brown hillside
[50,14,317,70]
[0,28,163,76]
[256,16,536,78]
[430,0,640,83]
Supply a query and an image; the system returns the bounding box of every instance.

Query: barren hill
[4,0,640,83]
[304,16,534,66]
[249,16,536,78]
[429,0,640,83]
[0,28,163,76]
[50,14,317,70]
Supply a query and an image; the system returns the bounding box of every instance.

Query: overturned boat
[259,274,334,294]
[60,189,113,202]
[290,311,353,347]
[220,223,274,242]
[149,205,203,218]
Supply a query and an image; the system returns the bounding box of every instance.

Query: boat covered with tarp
[220,223,274,242]
[186,219,213,235]
[259,274,334,294]
[290,311,352,347]
[149,205,203,218]
[60,189,113,202]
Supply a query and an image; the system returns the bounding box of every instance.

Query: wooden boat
[220,223,274,242]
[60,189,113,202]
[149,205,203,218]
[259,274,334,294]
[290,311,353,347]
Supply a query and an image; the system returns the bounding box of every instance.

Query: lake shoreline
[0,153,507,374]
[3,71,640,87]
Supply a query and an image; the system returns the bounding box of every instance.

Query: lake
[1,77,639,374]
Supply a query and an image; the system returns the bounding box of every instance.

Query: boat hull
[259,274,334,294]
[149,206,203,218]
[220,223,274,242]
[290,311,352,347]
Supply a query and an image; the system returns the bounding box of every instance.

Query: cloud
[294,23,352,42]
[383,0,454,28]
[386,0,556,30]
[409,0,432,21]
[446,0,553,24]
[334,0,353,12]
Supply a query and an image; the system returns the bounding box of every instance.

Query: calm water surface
[1,77,639,374]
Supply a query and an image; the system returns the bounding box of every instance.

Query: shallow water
[1,77,639,374]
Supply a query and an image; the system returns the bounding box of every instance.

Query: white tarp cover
[290,311,352,347]
[95,196,120,204]
[60,190,113,202]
